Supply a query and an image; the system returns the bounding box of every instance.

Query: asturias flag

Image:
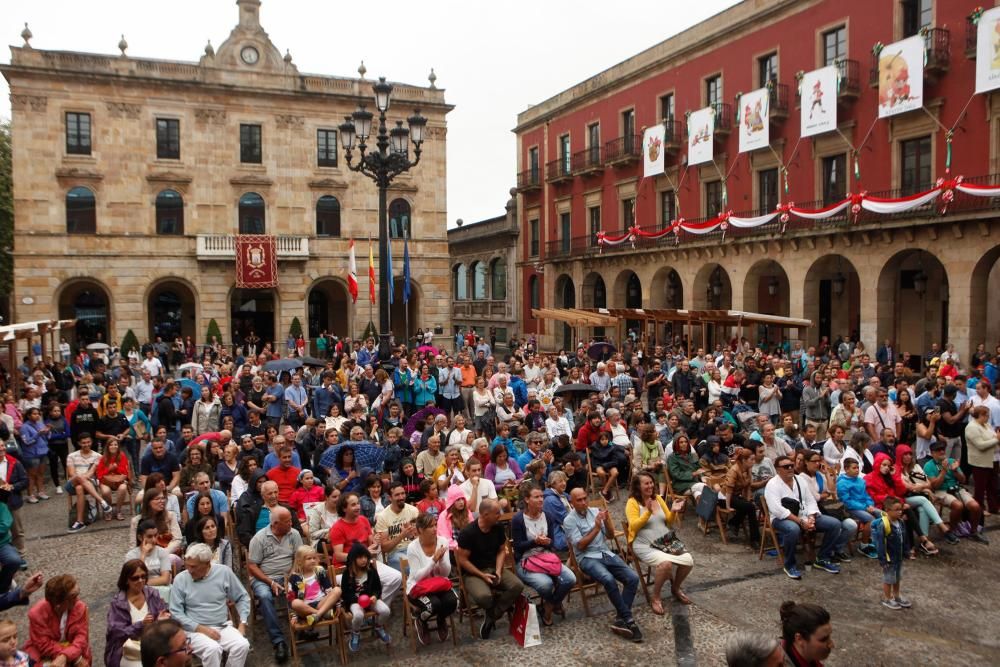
[347,239,358,304]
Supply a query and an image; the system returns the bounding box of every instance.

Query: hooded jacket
[863,453,907,509]
[437,485,472,549]
[394,458,424,505]
[235,469,301,545]
[542,487,570,551]
[835,471,875,512]
[341,540,382,606]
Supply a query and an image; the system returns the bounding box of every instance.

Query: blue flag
[387,238,395,305]
[403,238,411,304]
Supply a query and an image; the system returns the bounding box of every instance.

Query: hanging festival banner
[738,87,770,153]
[642,124,666,177]
[976,7,1000,94]
[687,107,715,166]
[235,235,277,288]
[800,66,839,138]
[875,36,924,118]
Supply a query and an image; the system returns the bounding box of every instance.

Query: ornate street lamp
[767,277,780,297]
[338,76,428,365]
[832,272,846,297]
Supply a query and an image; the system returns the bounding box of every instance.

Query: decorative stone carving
[55,167,103,182]
[195,108,227,124]
[308,178,348,190]
[106,101,141,119]
[275,114,304,130]
[425,126,447,140]
[9,94,47,112]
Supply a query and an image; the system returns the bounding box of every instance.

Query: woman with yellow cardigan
[625,471,695,614]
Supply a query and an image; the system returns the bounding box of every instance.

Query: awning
[531,308,618,327]
[593,308,811,330]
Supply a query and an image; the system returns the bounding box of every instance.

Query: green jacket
[0,502,12,548]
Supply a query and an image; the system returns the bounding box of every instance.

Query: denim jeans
[250,577,287,645]
[905,494,943,535]
[0,543,21,594]
[514,561,576,605]
[848,509,879,526]
[577,552,638,623]
[773,514,845,569]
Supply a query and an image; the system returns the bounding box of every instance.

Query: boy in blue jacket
[835,458,879,558]
[871,496,910,610]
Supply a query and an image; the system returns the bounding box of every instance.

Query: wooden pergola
[595,308,812,350]
[1,319,77,394]
[531,307,618,347]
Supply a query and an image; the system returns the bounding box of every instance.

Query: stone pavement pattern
[2,495,998,666]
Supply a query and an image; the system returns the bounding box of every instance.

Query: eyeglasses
[777,464,795,469]
[166,637,193,656]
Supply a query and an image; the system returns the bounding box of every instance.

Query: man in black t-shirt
[69,392,100,448]
[455,499,524,639]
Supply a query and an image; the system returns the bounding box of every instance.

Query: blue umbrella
[319,442,385,473]
[179,378,202,395]
[263,358,303,374]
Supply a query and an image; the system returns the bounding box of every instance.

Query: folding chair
[454,553,493,638]
[758,496,784,562]
[585,448,618,501]
[564,544,604,617]
[289,605,346,664]
[399,557,458,652]
[335,564,393,660]
[700,504,734,545]
[606,509,653,605]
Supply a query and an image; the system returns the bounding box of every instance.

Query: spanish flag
[368,236,377,304]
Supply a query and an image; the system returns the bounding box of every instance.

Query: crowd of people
[0,328,996,665]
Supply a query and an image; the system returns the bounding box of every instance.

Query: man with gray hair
[724,631,782,666]
[589,362,611,394]
[169,543,250,667]
[247,505,301,663]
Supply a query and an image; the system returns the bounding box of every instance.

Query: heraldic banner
[235,235,278,288]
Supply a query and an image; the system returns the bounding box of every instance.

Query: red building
[512,0,1000,362]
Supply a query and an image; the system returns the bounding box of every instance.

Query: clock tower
[205,0,293,75]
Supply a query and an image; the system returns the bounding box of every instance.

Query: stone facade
[3,0,452,351]
[514,0,1000,362]
[448,190,520,351]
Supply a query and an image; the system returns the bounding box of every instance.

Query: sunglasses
[129,574,148,582]
[777,464,795,469]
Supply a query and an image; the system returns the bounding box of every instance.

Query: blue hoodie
[542,488,569,551]
[836,471,875,511]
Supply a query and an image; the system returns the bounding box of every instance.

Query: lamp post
[339,77,427,365]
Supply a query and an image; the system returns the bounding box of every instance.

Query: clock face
[241,46,259,65]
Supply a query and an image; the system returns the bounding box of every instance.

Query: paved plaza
[5,493,997,666]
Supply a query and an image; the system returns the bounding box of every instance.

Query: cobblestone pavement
[3,492,998,666]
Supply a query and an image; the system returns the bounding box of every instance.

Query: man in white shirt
[864,389,901,442]
[447,414,471,449]
[458,459,498,516]
[140,350,164,378]
[764,455,845,580]
[969,380,1000,428]
[523,355,543,387]
[545,405,573,440]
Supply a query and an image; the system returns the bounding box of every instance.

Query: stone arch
[876,249,949,369]
[229,286,279,350]
[742,259,790,346]
[56,277,113,348]
[612,269,642,308]
[581,272,607,309]
[803,254,860,347]
[145,276,198,343]
[692,263,732,310]
[650,265,685,309]
[968,245,1000,360]
[307,278,352,341]
[452,263,468,301]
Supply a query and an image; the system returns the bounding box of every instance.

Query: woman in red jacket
[24,574,92,666]
[864,453,938,557]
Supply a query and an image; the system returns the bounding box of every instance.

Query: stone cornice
[55,167,103,182]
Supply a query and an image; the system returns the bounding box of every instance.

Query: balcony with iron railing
[571,145,604,176]
[768,83,790,120]
[545,157,574,184]
[663,119,682,152]
[870,28,951,86]
[517,167,542,192]
[710,102,733,134]
[604,134,643,166]
[538,173,1000,262]
[196,234,310,260]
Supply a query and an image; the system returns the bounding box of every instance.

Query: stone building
[514,0,1000,364]
[448,189,520,351]
[3,0,452,351]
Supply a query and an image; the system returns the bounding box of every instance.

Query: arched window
[316,195,341,237]
[529,275,540,310]
[238,192,265,234]
[389,198,411,239]
[66,186,96,234]
[594,277,607,309]
[453,264,468,300]
[490,258,507,300]
[471,261,487,300]
[155,189,184,235]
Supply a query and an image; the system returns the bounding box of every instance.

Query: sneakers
[100,501,113,515]
[414,620,431,646]
[881,598,902,610]
[943,532,960,545]
[894,596,912,608]
[373,626,391,644]
[833,551,853,563]
[813,559,840,574]
[970,532,990,544]
[68,521,85,533]
[479,617,495,640]
[610,619,634,639]
[55,486,64,495]
[626,621,643,643]
[783,565,803,580]
[858,543,878,559]
[25,495,38,504]
[436,621,449,642]
[37,492,50,500]
[348,632,360,652]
